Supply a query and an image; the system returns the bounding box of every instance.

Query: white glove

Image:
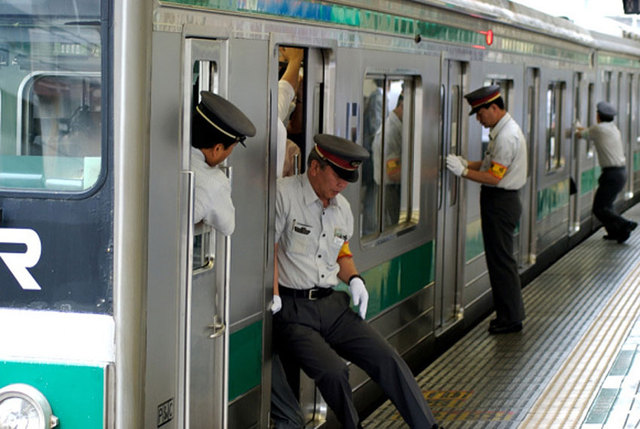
[456,155,468,167]
[270,295,282,314]
[446,154,467,177]
[349,276,369,319]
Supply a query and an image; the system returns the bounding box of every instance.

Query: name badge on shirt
[333,228,347,245]
[293,220,312,235]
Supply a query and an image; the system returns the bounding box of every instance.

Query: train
[1,0,640,428]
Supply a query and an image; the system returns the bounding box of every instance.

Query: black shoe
[488,321,522,334]
[615,221,637,243]
[603,234,618,240]
[617,229,631,243]
[489,318,506,327]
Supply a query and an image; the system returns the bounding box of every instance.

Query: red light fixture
[479,29,494,46]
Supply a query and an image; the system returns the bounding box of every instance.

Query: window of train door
[360,75,420,240]
[545,82,565,172]
[481,79,512,153]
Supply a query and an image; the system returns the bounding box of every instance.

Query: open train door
[179,38,230,428]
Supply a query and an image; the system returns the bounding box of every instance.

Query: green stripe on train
[359,241,435,316]
[537,179,570,221]
[0,361,105,428]
[229,321,263,401]
[228,241,435,401]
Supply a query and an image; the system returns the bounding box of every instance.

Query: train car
[1,0,640,428]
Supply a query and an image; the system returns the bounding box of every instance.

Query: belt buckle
[307,289,318,300]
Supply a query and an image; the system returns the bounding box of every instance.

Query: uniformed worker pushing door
[446,85,528,335]
[270,134,442,429]
[575,101,638,243]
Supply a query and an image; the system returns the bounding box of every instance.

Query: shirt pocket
[286,221,315,255]
[327,229,347,261]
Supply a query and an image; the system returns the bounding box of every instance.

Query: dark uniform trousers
[594,167,628,236]
[273,289,436,429]
[480,186,525,324]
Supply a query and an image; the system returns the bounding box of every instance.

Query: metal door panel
[181,38,230,429]
[435,59,465,334]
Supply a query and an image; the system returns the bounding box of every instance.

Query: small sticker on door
[157,398,174,427]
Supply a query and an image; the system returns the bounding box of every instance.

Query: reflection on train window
[361,75,419,239]
[546,82,565,171]
[2,74,102,191]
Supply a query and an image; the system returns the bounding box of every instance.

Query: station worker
[272,134,441,429]
[446,85,527,335]
[191,90,256,235]
[576,101,637,243]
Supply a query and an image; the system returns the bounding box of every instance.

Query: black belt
[279,285,333,300]
[481,185,519,194]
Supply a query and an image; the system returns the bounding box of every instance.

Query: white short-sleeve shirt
[276,174,354,289]
[192,147,235,236]
[480,113,527,190]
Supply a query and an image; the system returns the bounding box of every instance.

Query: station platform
[362,204,640,428]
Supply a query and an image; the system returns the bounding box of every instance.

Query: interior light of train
[0,384,58,429]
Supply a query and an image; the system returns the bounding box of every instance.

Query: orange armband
[338,241,353,259]
[489,161,507,179]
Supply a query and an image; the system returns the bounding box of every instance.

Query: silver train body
[1,0,640,428]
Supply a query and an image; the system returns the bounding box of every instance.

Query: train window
[604,71,612,102]
[360,75,419,239]
[545,82,565,171]
[482,79,512,150]
[191,59,219,273]
[0,11,103,192]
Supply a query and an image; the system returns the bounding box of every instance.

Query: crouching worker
[271,134,441,429]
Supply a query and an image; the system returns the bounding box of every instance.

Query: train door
[436,59,466,332]
[522,68,539,265]
[181,39,229,428]
[569,72,583,235]
[270,42,335,427]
